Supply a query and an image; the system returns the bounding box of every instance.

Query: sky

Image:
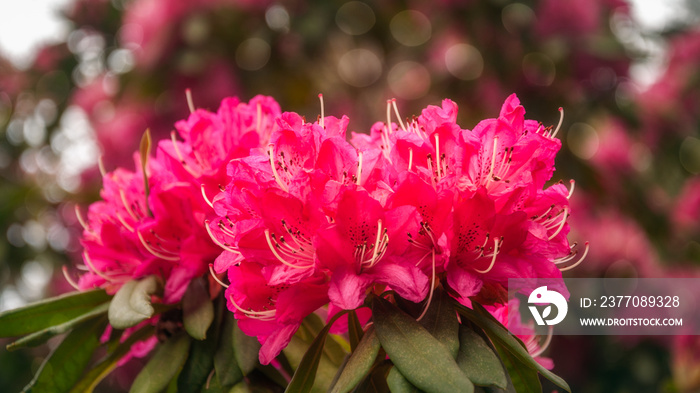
[0,0,73,69]
[0,0,688,73]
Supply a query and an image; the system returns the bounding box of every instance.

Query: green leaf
[329,326,381,393]
[456,326,507,388]
[22,316,107,393]
[351,360,392,393]
[283,337,334,393]
[230,381,253,393]
[0,289,110,337]
[201,372,227,393]
[284,310,348,393]
[256,363,290,389]
[453,302,570,393]
[177,320,219,393]
[493,343,540,393]
[69,325,156,393]
[302,313,348,367]
[417,288,459,358]
[347,310,364,352]
[7,302,109,351]
[130,333,191,393]
[108,276,159,330]
[183,277,215,340]
[372,297,474,393]
[233,318,261,376]
[386,367,422,393]
[215,313,244,387]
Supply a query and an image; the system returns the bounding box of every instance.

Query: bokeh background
[0,0,699,391]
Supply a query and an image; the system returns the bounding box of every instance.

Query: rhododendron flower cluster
[206,94,580,363]
[77,93,579,365]
[77,95,280,303]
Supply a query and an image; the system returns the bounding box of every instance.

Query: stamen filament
[475,238,500,274]
[414,249,433,266]
[228,294,275,320]
[119,190,139,221]
[170,131,198,177]
[83,252,118,283]
[205,220,240,253]
[98,156,107,177]
[559,242,589,272]
[426,155,436,188]
[417,250,437,321]
[62,266,81,290]
[264,229,312,269]
[268,145,289,192]
[392,99,407,132]
[186,89,195,114]
[369,220,383,266]
[486,136,499,187]
[209,264,229,288]
[357,151,363,185]
[75,205,89,231]
[548,207,568,240]
[113,212,133,232]
[201,184,215,209]
[386,100,392,132]
[137,231,180,261]
[318,94,325,128]
[552,107,564,138]
[567,179,575,199]
[434,134,441,180]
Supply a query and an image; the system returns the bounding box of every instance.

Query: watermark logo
[528,286,568,326]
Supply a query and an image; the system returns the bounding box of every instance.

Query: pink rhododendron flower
[78,94,281,305]
[78,152,219,303]
[209,94,577,363]
[77,95,283,366]
[226,262,329,365]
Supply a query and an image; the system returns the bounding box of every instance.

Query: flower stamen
[417,249,437,321]
[209,263,229,288]
[318,93,325,129]
[268,144,289,192]
[186,88,195,114]
[475,237,500,274]
[558,242,589,272]
[357,151,364,185]
[548,207,569,240]
[201,184,215,209]
[392,99,407,132]
[75,205,90,231]
[228,294,276,321]
[264,229,313,269]
[205,219,240,253]
[62,266,81,290]
[567,179,575,199]
[552,107,564,138]
[434,133,441,180]
[137,231,180,261]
